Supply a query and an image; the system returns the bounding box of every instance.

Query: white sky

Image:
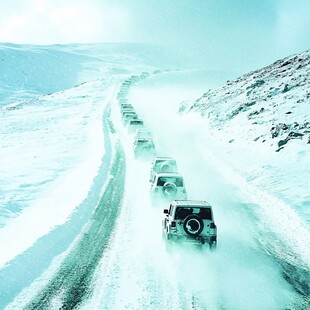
[0,0,309,72]
[0,0,133,44]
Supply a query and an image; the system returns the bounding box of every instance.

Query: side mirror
[163,209,169,214]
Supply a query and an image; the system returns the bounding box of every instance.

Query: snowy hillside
[0,43,170,106]
[1,43,309,309]
[0,43,167,243]
[183,50,310,224]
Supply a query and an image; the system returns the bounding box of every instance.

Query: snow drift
[183,50,310,225]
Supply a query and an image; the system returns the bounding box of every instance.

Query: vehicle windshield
[157,177,183,187]
[174,207,212,220]
[130,120,143,125]
[136,130,152,138]
[126,114,137,119]
[137,140,152,144]
[155,160,176,167]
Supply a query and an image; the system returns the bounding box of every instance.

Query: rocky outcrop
[184,50,310,152]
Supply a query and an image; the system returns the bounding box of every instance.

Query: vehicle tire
[209,241,217,251]
[164,235,173,253]
[183,215,204,236]
[160,163,170,172]
[161,229,166,240]
[162,182,177,197]
[162,219,167,230]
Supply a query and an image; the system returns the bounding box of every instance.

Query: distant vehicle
[149,157,177,182]
[117,91,126,100]
[120,107,135,116]
[122,80,131,86]
[150,172,187,204]
[162,200,217,248]
[121,109,137,118]
[120,103,133,110]
[135,129,153,140]
[133,138,156,160]
[128,119,144,134]
[123,113,138,125]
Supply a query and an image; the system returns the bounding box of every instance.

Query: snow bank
[0,80,109,267]
[184,50,310,226]
[0,43,170,106]
[0,42,165,267]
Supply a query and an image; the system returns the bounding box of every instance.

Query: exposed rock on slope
[184,50,310,152]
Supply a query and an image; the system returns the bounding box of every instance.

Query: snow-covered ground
[0,43,309,309]
[0,43,164,307]
[0,43,163,229]
[183,50,310,226]
[0,43,167,106]
[122,70,310,308]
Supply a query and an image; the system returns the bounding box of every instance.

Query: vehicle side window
[157,177,165,186]
[175,178,183,187]
[175,207,193,220]
[198,208,212,220]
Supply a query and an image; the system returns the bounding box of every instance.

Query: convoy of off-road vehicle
[133,138,156,160]
[116,76,217,249]
[163,200,217,249]
[150,172,187,204]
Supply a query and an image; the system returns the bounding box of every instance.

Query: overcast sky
[0,0,309,72]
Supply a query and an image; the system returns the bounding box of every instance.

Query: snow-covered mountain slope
[1,43,309,308]
[0,43,176,308]
[0,43,170,106]
[183,50,310,225]
[0,43,165,263]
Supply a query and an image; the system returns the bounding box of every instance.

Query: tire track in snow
[124,73,310,309]
[85,130,213,309]
[1,84,115,309]
[24,117,126,309]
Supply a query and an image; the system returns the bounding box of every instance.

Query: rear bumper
[151,192,187,201]
[167,233,217,245]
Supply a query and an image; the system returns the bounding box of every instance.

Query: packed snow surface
[0,43,163,265]
[184,50,310,226]
[0,43,309,309]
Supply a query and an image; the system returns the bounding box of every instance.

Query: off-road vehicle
[163,200,217,248]
[121,109,135,117]
[133,138,156,160]
[150,172,187,204]
[123,113,138,125]
[135,129,153,140]
[149,157,177,182]
[128,119,144,134]
[120,103,134,111]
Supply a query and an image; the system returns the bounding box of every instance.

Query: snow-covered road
[2,70,309,309]
[0,79,119,308]
[81,71,309,309]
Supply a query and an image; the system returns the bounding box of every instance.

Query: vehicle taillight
[171,221,176,227]
[210,223,216,229]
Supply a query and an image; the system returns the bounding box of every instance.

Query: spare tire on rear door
[160,162,171,172]
[162,182,177,197]
[183,215,204,236]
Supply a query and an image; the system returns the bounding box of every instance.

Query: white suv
[128,119,144,134]
[123,113,138,125]
[133,138,156,160]
[162,200,217,248]
[150,172,187,204]
[149,157,177,182]
[135,129,153,140]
